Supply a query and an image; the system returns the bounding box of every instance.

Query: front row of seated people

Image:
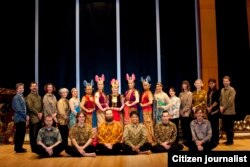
[34,107,214,157]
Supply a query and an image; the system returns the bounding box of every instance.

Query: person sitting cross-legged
[122,111,152,155]
[151,111,183,153]
[186,106,217,151]
[65,111,96,157]
[34,115,64,157]
[96,110,123,155]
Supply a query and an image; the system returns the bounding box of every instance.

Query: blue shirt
[12,93,27,123]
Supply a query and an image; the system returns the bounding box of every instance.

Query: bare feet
[83,152,96,157]
[138,150,151,155]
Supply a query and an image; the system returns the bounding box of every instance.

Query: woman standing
[179,80,193,144]
[57,88,70,148]
[124,73,140,125]
[153,82,171,124]
[42,83,58,127]
[94,74,108,127]
[140,76,155,144]
[69,88,81,128]
[207,78,220,145]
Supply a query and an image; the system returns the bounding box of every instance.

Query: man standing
[12,83,29,153]
[26,82,43,152]
[220,76,236,145]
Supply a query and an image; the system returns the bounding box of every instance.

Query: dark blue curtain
[39,0,75,97]
[0,0,35,95]
[120,0,157,95]
[79,1,116,96]
[1,0,249,118]
[159,0,197,94]
[216,0,249,120]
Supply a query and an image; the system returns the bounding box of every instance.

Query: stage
[1,137,250,167]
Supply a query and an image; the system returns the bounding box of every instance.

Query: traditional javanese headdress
[126,73,136,82]
[110,78,119,89]
[141,75,151,84]
[83,79,94,87]
[95,74,105,84]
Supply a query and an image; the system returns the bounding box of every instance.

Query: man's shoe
[223,141,233,145]
[225,142,233,145]
[16,150,27,153]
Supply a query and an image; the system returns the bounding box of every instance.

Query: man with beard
[96,110,123,155]
[220,76,236,145]
[26,82,43,152]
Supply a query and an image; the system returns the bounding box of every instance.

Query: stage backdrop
[0,0,249,119]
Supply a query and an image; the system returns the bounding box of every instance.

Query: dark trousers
[222,115,235,143]
[58,125,69,148]
[187,141,217,151]
[122,142,152,155]
[29,121,42,152]
[170,118,180,143]
[180,116,192,143]
[14,122,26,151]
[34,143,64,157]
[96,143,122,155]
[66,145,96,157]
[151,143,183,153]
[208,113,220,144]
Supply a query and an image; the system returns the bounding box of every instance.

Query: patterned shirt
[37,126,62,146]
[220,86,236,115]
[190,119,212,143]
[42,93,58,117]
[69,123,93,146]
[168,96,180,119]
[179,91,193,117]
[154,121,177,144]
[57,98,70,125]
[192,89,207,111]
[123,123,148,147]
[97,121,123,144]
[26,92,42,124]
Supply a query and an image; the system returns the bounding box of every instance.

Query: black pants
[122,142,152,155]
[222,115,235,143]
[208,113,220,144]
[96,143,122,155]
[187,141,217,151]
[29,121,42,152]
[14,122,26,151]
[180,116,192,143]
[151,143,183,153]
[66,145,96,157]
[58,125,69,148]
[34,143,64,157]
[170,118,180,143]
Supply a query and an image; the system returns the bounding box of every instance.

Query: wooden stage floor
[1,137,250,167]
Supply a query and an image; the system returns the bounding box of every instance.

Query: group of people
[11,74,236,156]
